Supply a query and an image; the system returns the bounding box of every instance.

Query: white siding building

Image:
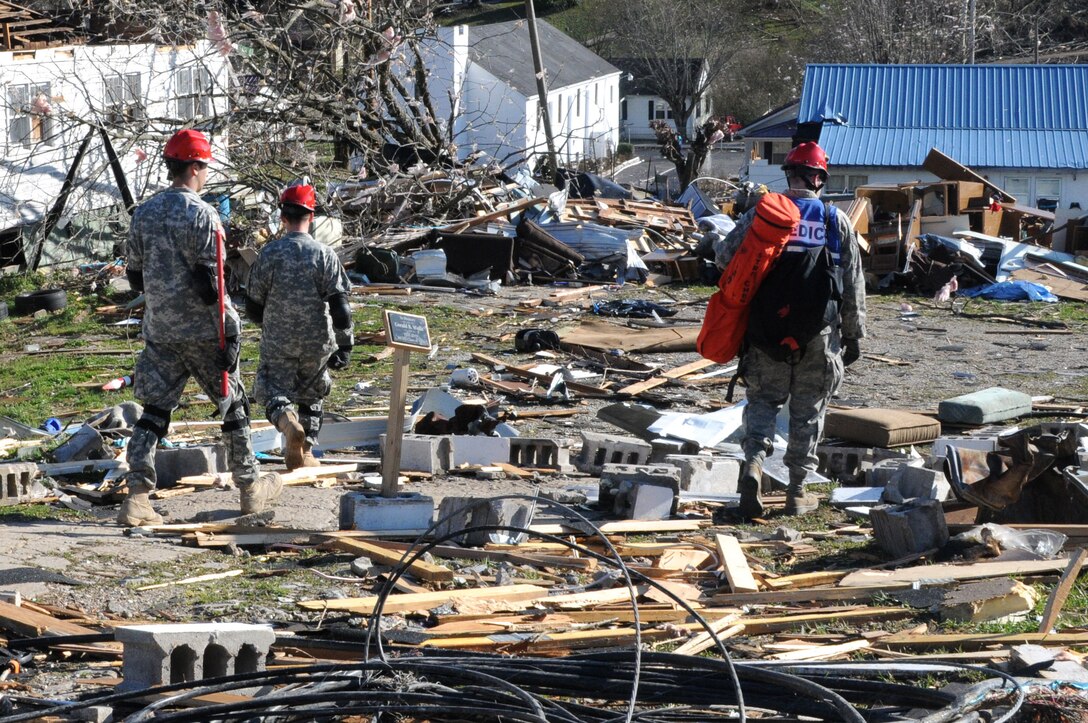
[608,57,712,143]
[414,22,621,173]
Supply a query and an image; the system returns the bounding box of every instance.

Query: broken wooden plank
[1038,547,1088,633]
[768,638,870,661]
[297,584,547,615]
[177,463,360,488]
[322,537,454,583]
[761,571,848,590]
[880,631,1088,651]
[708,584,912,607]
[839,557,1071,587]
[716,534,759,593]
[0,600,106,638]
[672,615,743,655]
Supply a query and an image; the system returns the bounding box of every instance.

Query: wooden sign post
[381,310,432,498]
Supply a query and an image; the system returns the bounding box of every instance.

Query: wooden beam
[322,537,453,583]
[1038,547,1088,633]
[672,616,743,656]
[443,196,547,233]
[297,584,547,615]
[530,519,707,535]
[709,584,912,607]
[716,534,759,593]
[880,631,1088,651]
[839,557,1071,587]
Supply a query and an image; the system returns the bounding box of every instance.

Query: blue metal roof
[798,64,1088,169]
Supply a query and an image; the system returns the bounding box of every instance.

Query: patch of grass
[0,503,92,523]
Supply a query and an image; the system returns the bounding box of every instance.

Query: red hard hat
[280,183,316,212]
[782,142,829,174]
[163,129,214,162]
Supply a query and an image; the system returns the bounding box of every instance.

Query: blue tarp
[958,280,1059,302]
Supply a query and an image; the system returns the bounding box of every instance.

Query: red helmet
[280,183,316,212]
[782,142,829,174]
[163,129,213,162]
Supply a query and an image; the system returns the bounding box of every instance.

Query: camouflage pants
[127,339,259,490]
[741,331,844,480]
[253,353,331,447]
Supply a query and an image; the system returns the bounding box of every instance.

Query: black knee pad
[134,404,172,438]
[221,396,251,433]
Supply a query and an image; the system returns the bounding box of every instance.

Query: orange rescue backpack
[696,193,800,363]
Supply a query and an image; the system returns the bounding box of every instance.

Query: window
[594,83,598,105]
[651,100,672,120]
[8,83,56,148]
[176,66,213,120]
[621,99,627,121]
[105,73,144,124]
[575,89,580,118]
[609,85,613,102]
[827,174,869,193]
[769,141,792,165]
[1004,176,1030,202]
[1036,178,1060,201]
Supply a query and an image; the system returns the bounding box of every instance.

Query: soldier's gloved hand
[216,335,241,373]
[842,338,861,367]
[328,345,352,370]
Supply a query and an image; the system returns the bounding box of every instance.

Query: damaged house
[0,5,229,270]
[411,21,621,173]
[744,63,1088,225]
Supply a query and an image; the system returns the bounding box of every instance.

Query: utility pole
[525,0,559,180]
[967,0,976,63]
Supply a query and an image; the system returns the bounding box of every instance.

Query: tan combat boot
[784,475,819,516]
[737,459,765,520]
[117,483,164,527]
[276,410,307,470]
[240,472,284,515]
[299,442,321,468]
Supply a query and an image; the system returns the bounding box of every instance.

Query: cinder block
[53,425,110,463]
[0,462,38,506]
[870,499,949,558]
[866,457,923,487]
[576,431,653,474]
[381,433,451,474]
[449,435,511,468]
[339,491,434,531]
[883,465,951,504]
[650,438,700,462]
[508,437,570,469]
[598,464,680,519]
[155,447,223,487]
[116,623,275,691]
[435,496,535,546]
[663,454,741,495]
[816,445,869,483]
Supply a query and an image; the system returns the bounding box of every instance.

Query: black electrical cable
[361,493,750,723]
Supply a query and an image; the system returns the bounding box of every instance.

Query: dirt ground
[1,282,1086,699]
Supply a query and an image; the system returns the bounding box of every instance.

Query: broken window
[105,73,145,125]
[1036,178,1060,211]
[175,66,213,120]
[7,83,56,148]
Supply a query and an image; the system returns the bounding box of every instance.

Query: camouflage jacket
[712,189,867,340]
[127,187,239,343]
[247,231,353,358]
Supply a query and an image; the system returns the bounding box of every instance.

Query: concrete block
[866,457,924,487]
[663,454,741,495]
[116,622,275,691]
[380,433,451,474]
[339,491,434,531]
[53,425,110,463]
[870,499,949,558]
[449,435,511,468]
[598,464,680,520]
[435,496,535,546]
[0,462,38,506]
[154,447,223,487]
[883,465,952,504]
[650,437,700,462]
[576,431,653,474]
[816,445,869,483]
[508,437,570,469]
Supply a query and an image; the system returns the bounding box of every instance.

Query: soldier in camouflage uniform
[714,142,866,519]
[118,129,282,527]
[246,182,354,469]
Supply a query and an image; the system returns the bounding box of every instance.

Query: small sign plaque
[383,310,431,352]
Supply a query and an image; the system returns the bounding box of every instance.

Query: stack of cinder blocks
[116,623,275,690]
